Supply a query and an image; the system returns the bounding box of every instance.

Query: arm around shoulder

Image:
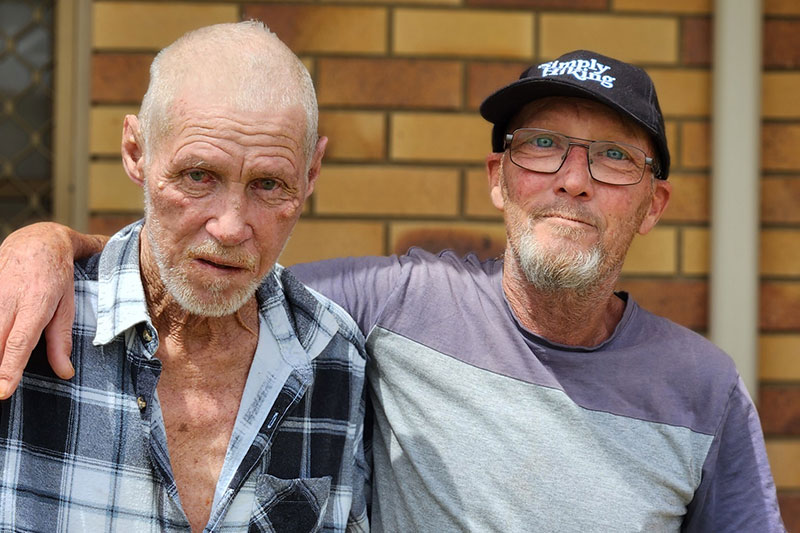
[0,222,109,399]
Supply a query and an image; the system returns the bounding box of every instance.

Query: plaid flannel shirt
[0,221,369,532]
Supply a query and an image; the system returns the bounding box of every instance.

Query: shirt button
[142,329,152,342]
[137,397,147,411]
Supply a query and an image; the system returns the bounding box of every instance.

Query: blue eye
[188,170,205,182]
[604,148,627,160]
[256,179,277,191]
[533,136,554,148]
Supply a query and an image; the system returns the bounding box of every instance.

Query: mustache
[186,240,258,271]
[526,203,601,228]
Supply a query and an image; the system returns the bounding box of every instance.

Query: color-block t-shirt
[290,248,784,533]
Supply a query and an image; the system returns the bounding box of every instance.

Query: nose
[554,142,593,198]
[205,187,254,246]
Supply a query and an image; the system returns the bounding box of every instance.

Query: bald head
[138,21,318,163]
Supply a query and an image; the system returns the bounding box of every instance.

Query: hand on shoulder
[0,222,103,398]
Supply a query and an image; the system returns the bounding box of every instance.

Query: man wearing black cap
[0,49,785,531]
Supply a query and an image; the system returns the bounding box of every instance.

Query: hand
[0,222,78,398]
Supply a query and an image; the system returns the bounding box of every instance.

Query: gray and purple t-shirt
[290,248,784,532]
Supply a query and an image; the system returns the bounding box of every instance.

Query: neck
[138,233,259,366]
[501,250,625,347]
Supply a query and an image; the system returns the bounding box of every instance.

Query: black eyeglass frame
[503,128,664,184]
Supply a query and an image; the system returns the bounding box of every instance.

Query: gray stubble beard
[508,215,606,294]
[143,182,262,318]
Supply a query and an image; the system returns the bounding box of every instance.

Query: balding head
[137,21,318,165]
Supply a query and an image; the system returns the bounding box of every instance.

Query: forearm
[69,231,109,260]
[1,222,107,263]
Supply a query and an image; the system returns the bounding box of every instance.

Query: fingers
[44,289,76,381]
[0,222,78,398]
[0,303,49,399]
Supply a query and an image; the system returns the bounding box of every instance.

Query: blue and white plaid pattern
[0,221,369,532]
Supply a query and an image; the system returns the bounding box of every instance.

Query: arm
[0,222,108,399]
[289,255,404,337]
[682,377,786,532]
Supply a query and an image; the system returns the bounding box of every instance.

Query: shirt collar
[94,220,151,346]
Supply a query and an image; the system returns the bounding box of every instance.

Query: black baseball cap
[479,50,670,180]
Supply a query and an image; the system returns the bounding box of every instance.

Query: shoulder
[627,299,736,380]
[618,297,741,434]
[379,248,503,295]
[290,248,501,284]
[266,265,367,360]
[75,220,143,284]
[402,247,501,273]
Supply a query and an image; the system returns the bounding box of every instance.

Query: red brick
[778,492,800,533]
[681,17,711,67]
[680,121,711,170]
[767,0,800,15]
[661,174,709,223]
[92,53,153,104]
[764,20,800,69]
[467,61,531,110]
[243,5,385,54]
[763,124,800,171]
[615,279,708,330]
[318,111,385,161]
[88,214,142,236]
[466,0,608,8]
[391,225,506,260]
[760,385,800,436]
[762,177,800,224]
[317,58,461,109]
[761,282,800,331]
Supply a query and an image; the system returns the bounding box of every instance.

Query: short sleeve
[682,377,785,532]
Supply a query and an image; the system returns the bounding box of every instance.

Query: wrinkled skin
[0,106,322,400]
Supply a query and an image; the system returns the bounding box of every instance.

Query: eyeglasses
[503,128,662,185]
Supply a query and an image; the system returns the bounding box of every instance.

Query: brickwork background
[85,1,800,527]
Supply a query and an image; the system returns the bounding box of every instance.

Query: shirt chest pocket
[248,474,332,533]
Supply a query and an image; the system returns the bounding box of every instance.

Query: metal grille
[0,0,54,239]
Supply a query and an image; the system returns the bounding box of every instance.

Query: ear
[304,135,328,199]
[638,179,672,235]
[486,152,505,211]
[121,115,146,187]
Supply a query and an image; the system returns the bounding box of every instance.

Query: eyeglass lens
[508,129,647,185]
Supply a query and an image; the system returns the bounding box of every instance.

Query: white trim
[710,0,762,398]
[53,0,92,231]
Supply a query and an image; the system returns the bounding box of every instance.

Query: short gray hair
[137,21,318,166]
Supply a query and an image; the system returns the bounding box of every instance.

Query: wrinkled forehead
[151,98,308,162]
[168,82,305,132]
[509,96,654,149]
[173,64,297,114]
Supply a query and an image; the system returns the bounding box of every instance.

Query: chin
[513,232,606,292]
[168,275,259,317]
[175,292,253,317]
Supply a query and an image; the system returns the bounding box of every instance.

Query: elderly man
[0,49,784,531]
[0,22,368,532]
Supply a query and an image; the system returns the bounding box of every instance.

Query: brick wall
[86,1,799,527]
